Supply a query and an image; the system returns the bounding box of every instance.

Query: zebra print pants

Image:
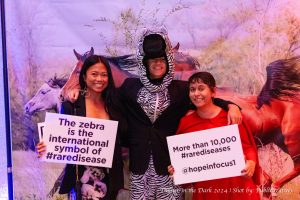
[130,155,183,200]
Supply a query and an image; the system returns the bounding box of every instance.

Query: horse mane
[105,44,200,73]
[47,76,68,88]
[257,56,300,108]
[173,50,200,69]
[105,54,138,74]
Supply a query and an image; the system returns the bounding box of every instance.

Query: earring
[59,93,65,102]
[80,85,86,95]
[80,85,90,97]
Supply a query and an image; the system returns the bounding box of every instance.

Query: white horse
[24,77,66,114]
[24,47,95,115]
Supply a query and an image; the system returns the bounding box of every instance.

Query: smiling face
[84,62,108,94]
[147,57,167,79]
[189,80,216,108]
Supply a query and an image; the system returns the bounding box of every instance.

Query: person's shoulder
[62,94,83,107]
[169,80,188,90]
[124,77,139,83]
[171,79,188,85]
[181,110,196,121]
[209,109,228,123]
[185,110,196,116]
[62,100,73,108]
[169,80,189,100]
[60,100,74,114]
[61,95,84,113]
[218,109,228,117]
[122,77,140,87]
[177,110,197,134]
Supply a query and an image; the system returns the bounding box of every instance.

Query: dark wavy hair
[188,71,216,92]
[257,56,300,108]
[79,55,116,111]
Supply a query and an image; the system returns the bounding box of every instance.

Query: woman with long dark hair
[37,55,125,200]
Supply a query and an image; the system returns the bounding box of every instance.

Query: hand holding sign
[36,140,46,158]
[241,160,256,178]
[36,123,46,158]
[38,112,118,168]
[167,124,245,185]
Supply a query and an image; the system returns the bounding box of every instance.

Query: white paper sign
[167,124,245,185]
[37,122,45,140]
[40,112,118,168]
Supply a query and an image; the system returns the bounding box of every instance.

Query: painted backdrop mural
[7,0,300,199]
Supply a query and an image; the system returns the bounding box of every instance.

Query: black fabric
[58,94,125,200]
[143,34,166,59]
[75,179,82,200]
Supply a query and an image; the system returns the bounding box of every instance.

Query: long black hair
[79,55,116,111]
[257,56,300,108]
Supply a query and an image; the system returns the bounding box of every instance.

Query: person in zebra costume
[65,28,242,199]
[118,28,242,200]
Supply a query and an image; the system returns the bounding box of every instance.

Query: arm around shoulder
[214,98,242,124]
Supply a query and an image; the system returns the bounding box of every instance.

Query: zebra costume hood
[136,28,175,123]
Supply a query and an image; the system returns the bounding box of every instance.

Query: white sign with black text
[38,112,118,168]
[167,124,245,185]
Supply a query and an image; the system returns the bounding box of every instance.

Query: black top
[58,94,125,200]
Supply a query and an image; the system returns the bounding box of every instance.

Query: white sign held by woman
[38,112,118,168]
[167,124,245,185]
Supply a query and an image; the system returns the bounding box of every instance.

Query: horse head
[173,43,200,71]
[107,43,200,81]
[60,47,94,99]
[74,47,94,62]
[24,77,66,115]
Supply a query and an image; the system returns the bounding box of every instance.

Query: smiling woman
[169,71,260,200]
[83,62,109,94]
[36,55,126,200]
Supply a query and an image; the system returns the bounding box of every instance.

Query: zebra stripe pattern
[137,87,170,123]
[130,155,183,200]
[136,29,175,123]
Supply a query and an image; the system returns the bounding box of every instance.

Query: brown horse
[173,43,200,71]
[60,45,199,100]
[60,47,136,100]
[217,57,300,198]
